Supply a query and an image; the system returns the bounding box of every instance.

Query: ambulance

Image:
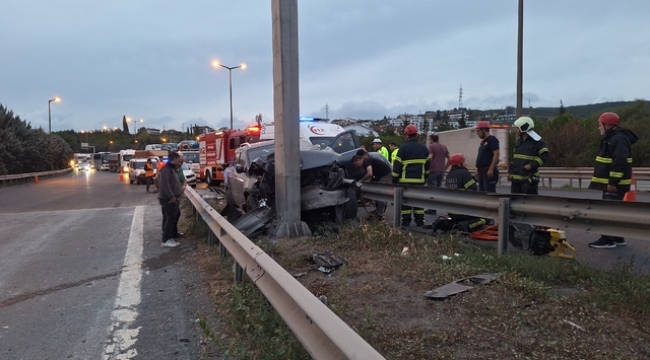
[260,117,359,153]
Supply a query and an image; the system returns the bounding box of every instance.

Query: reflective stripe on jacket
[392,138,430,184]
[589,127,637,192]
[445,166,477,191]
[508,136,549,183]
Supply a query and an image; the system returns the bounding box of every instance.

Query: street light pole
[48,97,60,134]
[212,61,246,130]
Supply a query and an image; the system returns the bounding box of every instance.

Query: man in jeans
[157,151,183,248]
[426,134,450,214]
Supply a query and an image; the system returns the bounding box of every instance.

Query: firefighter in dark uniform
[588,112,638,249]
[392,124,430,227]
[508,117,549,195]
[443,153,488,232]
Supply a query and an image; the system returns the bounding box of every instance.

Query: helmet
[372,138,382,144]
[598,112,620,126]
[513,116,535,132]
[449,153,466,166]
[404,124,418,135]
[476,121,491,130]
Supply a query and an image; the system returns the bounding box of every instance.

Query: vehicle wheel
[342,187,358,220]
[206,171,217,186]
[129,178,134,184]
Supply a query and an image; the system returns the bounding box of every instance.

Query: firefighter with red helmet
[475,121,500,193]
[425,153,487,234]
[392,124,430,227]
[588,112,638,249]
[446,153,477,191]
[508,117,549,195]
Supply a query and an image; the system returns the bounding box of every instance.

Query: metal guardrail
[184,187,385,360]
[0,168,72,183]
[359,182,650,256]
[536,167,650,190]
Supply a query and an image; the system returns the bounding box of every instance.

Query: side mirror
[235,164,245,173]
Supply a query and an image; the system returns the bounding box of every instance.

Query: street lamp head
[212,60,220,68]
[240,63,247,69]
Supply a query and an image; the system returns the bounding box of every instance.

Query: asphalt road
[0,170,213,359]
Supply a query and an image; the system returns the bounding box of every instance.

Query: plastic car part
[231,206,275,238]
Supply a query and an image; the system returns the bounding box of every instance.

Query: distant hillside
[527,100,647,119]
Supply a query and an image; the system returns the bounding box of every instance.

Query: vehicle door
[327,130,359,154]
[328,130,361,177]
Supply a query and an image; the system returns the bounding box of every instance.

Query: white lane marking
[103,206,145,360]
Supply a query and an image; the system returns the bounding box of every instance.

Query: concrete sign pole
[270,0,311,238]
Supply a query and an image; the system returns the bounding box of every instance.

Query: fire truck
[199,125,261,186]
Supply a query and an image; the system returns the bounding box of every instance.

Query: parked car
[180,162,196,188]
[179,150,200,180]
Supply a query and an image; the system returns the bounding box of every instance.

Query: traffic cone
[34,175,39,184]
[119,173,124,181]
[623,173,637,202]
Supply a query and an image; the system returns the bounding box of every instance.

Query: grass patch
[189,211,650,359]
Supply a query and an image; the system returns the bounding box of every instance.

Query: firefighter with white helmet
[588,112,638,249]
[508,116,549,195]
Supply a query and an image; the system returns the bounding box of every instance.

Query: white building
[342,123,378,137]
[145,128,161,136]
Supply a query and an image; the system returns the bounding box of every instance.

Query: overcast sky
[1,1,648,134]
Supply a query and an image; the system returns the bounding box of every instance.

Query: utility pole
[270,0,311,238]
[516,0,524,117]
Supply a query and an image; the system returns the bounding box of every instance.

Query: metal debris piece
[307,253,346,274]
[424,273,499,299]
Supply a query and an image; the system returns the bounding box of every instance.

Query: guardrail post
[220,242,228,260]
[497,198,510,257]
[234,262,243,283]
[393,187,403,229]
[208,229,216,246]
